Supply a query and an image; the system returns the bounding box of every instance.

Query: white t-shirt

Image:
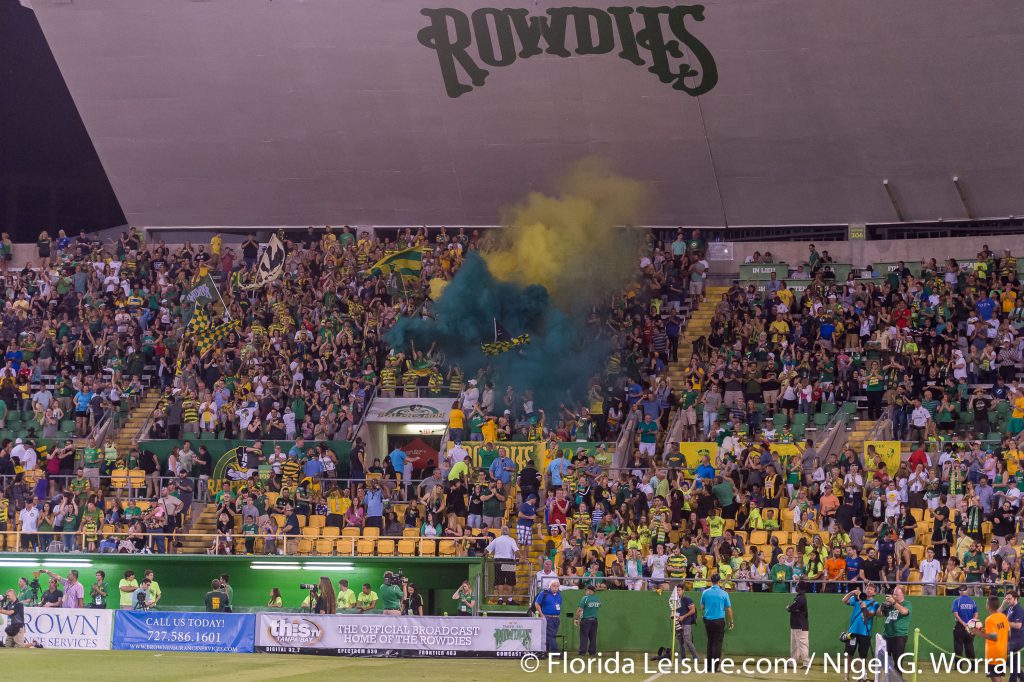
[536,570,558,591]
[20,507,39,533]
[919,558,941,584]
[485,535,520,560]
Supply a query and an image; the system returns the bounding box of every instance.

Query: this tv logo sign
[266,618,324,646]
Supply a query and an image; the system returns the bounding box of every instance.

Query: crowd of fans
[3,225,1024,608]
[523,241,1024,601]
[0,225,709,559]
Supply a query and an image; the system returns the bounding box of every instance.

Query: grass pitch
[0,650,993,681]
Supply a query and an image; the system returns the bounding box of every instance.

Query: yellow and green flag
[193,319,241,357]
[365,247,424,279]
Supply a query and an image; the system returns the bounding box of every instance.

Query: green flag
[365,247,423,279]
[184,273,218,307]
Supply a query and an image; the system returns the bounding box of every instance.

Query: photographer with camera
[16,576,38,606]
[0,588,30,648]
[880,587,911,681]
[379,571,407,616]
[841,583,880,682]
[132,578,155,611]
[305,577,336,615]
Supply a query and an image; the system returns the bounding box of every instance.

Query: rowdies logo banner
[417,5,718,98]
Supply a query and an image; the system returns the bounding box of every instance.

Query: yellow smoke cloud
[482,158,649,308]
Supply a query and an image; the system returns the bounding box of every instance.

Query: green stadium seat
[772,414,788,430]
[821,403,837,415]
[792,413,808,426]
[813,412,830,428]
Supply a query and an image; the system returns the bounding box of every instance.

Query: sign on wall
[365,398,455,423]
[112,611,255,653]
[255,613,543,657]
[0,607,112,650]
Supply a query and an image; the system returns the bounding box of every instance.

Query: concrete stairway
[113,392,161,455]
[845,418,877,456]
[667,285,729,388]
[177,504,219,554]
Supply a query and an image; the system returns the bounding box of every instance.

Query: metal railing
[0,530,486,557]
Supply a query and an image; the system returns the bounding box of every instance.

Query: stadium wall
[556,590,960,656]
[0,554,480,615]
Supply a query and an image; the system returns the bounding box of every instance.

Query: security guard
[700,574,734,672]
[536,579,563,653]
[574,583,601,656]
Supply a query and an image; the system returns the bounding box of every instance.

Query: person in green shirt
[771,561,793,592]
[963,542,986,589]
[377,574,405,614]
[574,584,602,655]
[204,579,230,612]
[880,586,911,663]
[17,577,35,606]
[143,570,162,608]
[89,571,108,609]
[82,439,102,490]
[356,583,378,612]
[637,414,659,458]
[118,570,139,609]
[336,579,357,611]
[452,580,475,615]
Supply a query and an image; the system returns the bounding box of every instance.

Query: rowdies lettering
[418,5,718,98]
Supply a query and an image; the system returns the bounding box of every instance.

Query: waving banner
[240,234,286,289]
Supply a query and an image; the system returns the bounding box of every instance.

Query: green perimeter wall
[0,554,478,615]
[556,590,963,656]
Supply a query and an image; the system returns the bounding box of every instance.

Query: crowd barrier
[0,607,112,650]
[0,609,541,658]
[255,613,543,658]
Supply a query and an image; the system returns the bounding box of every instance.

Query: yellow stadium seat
[908,545,925,563]
[363,526,380,539]
[438,540,457,557]
[419,540,437,556]
[403,528,419,537]
[128,469,146,490]
[356,539,376,556]
[733,530,748,544]
[265,492,280,506]
[342,527,361,537]
[273,514,286,528]
[335,539,354,555]
[771,531,789,545]
[297,538,313,555]
[297,515,307,528]
[314,539,335,555]
[749,530,768,546]
[308,515,326,529]
[397,540,417,557]
[377,539,396,556]
[910,508,923,522]
[322,526,340,538]
[101,524,116,536]
[110,471,129,490]
[302,526,320,538]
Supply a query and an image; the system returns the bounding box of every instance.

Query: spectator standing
[486,526,520,605]
[787,579,809,666]
[536,580,563,654]
[38,569,83,609]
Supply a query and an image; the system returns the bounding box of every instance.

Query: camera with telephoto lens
[383,569,405,586]
[299,583,318,591]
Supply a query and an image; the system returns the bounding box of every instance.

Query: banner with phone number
[112,610,255,653]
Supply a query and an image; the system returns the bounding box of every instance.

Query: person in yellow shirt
[979,595,1009,682]
[776,285,794,310]
[210,232,222,260]
[481,416,498,443]
[448,401,465,442]
[769,317,790,344]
